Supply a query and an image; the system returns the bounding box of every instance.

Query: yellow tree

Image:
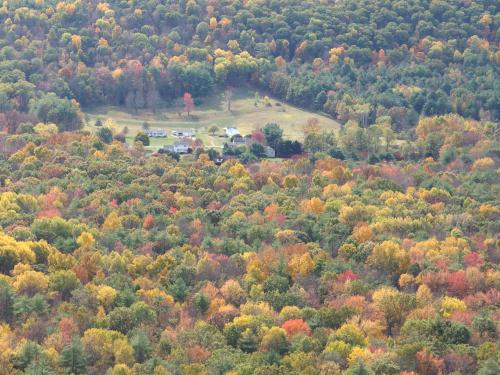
[102,211,122,231]
[71,35,82,50]
[368,240,409,275]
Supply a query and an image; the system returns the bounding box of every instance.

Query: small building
[161,139,192,154]
[224,127,240,138]
[231,136,249,146]
[146,128,167,138]
[172,129,195,138]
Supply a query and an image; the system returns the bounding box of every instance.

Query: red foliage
[37,208,62,218]
[169,207,178,214]
[423,271,448,294]
[183,92,194,115]
[464,252,483,268]
[109,199,119,209]
[73,264,89,284]
[337,270,359,283]
[449,310,473,325]
[281,319,311,338]
[446,270,469,297]
[143,214,154,230]
[379,163,413,187]
[464,289,500,309]
[443,352,475,374]
[138,242,154,256]
[207,201,222,210]
[59,317,78,344]
[187,345,211,363]
[251,130,266,144]
[435,258,449,271]
[416,350,445,375]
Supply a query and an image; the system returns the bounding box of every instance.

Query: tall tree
[183,92,194,116]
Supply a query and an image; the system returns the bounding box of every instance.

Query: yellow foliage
[283,174,299,188]
[219,17,231,28]
[13,270,49,295]
[113,338,134,366]
[209,17,217,29]
[0,231,36,270]
[71,34,81,49]
[229,163,248,178]
[34,123,58,136]
[77,231,95,249]
[441,296,466,318]
[288,253,314,277]
[353,225,372,243]
[348,346,372,365]
[102,211,122,231]
[227,39,240,51]
[113,364,132,375]
[300,197,325,214]
[472,157,495,170]
[368,240,409,274]
[372,287,398,305]
[398,273,415,289]
[98,37,109,47]
[97,285,118,307]
[279,306,302,322]
[112,68,123,80]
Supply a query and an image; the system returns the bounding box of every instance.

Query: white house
[223,127,240,138]
[146,129,167,137]
[162,140,192,154]
[172,129,195,138]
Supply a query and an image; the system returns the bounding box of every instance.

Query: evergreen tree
[60,338,87,375]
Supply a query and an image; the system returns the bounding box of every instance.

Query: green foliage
[60,339,87,375]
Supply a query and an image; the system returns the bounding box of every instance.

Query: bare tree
[224,88,233,112]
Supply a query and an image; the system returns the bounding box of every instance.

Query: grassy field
[83,88,340,150]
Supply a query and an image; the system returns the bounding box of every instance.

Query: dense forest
[0,113,499,374]
[0,0,499,375]
[0,0,499,135]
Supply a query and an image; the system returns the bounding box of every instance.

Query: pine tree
[60,338,86,374]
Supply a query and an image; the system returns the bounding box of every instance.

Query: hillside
[0,0,499,375]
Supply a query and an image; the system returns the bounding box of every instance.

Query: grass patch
[84,87,340,150]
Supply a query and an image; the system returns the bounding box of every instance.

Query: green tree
[478,359,500,375]
[194,292,210,314]
[30,93,83,131]
[49,270,80,300]
[130,329,152,363]
[262,123,283,148]
[209,125,219,136]
[97,127,113,144]
[0,279,15,322]
[135,132,150,146]
[60,338,87,375]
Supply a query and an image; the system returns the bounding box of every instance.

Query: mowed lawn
[83,88,340,150]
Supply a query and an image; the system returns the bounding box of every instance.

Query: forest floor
[83,87,340,151]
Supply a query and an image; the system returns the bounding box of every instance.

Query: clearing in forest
[84,88,340,150]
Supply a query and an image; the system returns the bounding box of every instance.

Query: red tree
[281,319,311,338]
[251,130,266,144]
[143,214,154,230]
[416,350,445,375]
[183,92,194,116]
[447,270,469,297]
